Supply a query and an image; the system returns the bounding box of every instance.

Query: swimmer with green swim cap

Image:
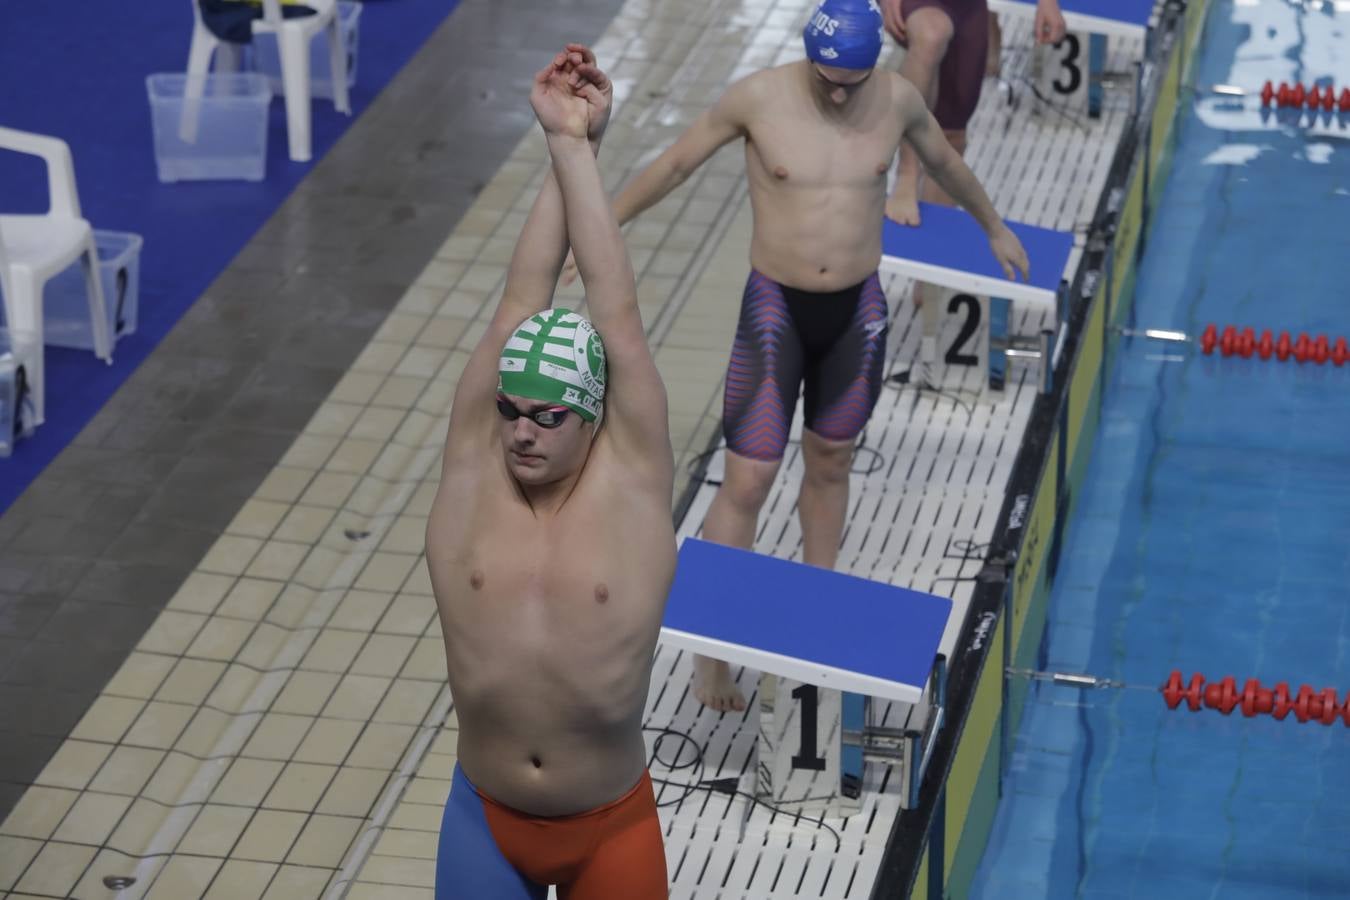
[498,307,607,424]
[426,44,676,899]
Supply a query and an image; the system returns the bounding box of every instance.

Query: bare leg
[986,12,1003,77]
[692,450,781,712]
[797,431,855,571]
[889,7,956,309]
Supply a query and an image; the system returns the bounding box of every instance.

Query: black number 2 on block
[790,684,827,771]
[945,293,981,366]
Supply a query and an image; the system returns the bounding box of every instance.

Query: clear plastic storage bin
[0,330,37,456]
[147,73,272,182]
[44,230,144,351]
[250,1,362,99]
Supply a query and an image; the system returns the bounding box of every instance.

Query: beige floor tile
[177,804,255,857]
[307,401,364,437]
[245,540,310,581]
[415,752,455,781]
[328,436,386,474]
[261,863,334,900]
[429,727,458,756]
[291,544,347,588]
[227,499,291,539]
[13,840,98,896]
[0,786,79,840]
[202,859,278,900]
[286,813,363,868]
[349,407,407,443]
[373,680,440,726]
[103,651,177,700]
[204,665,264,715]
[256,466,317,503]
[210,758,284,808]
[346,723,417,770]
[143,752,227,808]
[35,740,113,791]
[240,712,313,761]
[263,762,338,812]
[198,535,265,577]
[0,835,43,891]
[399,637,447,681]
[138,610,209,655]
[184,616,256,661]
[322,674,392,721]
[166,571,238,615]
[142,854,223,900]
[273,505,338,545]
[376,594,436,635]
[69,695,146,744]
[385,801,443,833]
[124,701,196,750]
[405,776,452,808]
[356,853,436,889]
[299,628,367,673]
[233,622,294,672]
[175,707,250,760]
[108,798,186,857]
[272,670,341,716]
[217,578,285,621]
[331,371,384,405]
[299,471,360,508]
[88,746,165,796]
[70,847,163,900]
[155,658,228,706]
[372,374,430,409]
[328,589,395,632]
[316,767,388,818]
[292,717,364,766]
[233,810,308,863]
[351,634,417,678]
[355,551,419,593]
[372,827,438,860]
[263,584,322,629]
[51,791,134,845]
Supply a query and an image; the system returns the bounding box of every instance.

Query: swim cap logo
[809,11,839,35]
[819,47,840,59]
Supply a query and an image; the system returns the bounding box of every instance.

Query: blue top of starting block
[990,0,1152,35]
[882,204,1075,303]
[662,539,953,704]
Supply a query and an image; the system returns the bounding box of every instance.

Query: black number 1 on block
[790,684,827,771]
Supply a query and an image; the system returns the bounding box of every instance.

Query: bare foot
[692,656,746,712]
[886,188,921,227]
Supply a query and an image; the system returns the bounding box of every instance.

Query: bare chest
[746,116,899,190]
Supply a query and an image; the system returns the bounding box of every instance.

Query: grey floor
[0,0,625,824]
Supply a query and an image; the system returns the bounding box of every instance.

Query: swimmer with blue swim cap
[571,0,1029,711]
[427,44,676,900]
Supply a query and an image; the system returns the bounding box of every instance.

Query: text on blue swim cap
[802,0,883,71]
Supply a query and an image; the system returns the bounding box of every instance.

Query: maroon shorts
[901,0,989,131]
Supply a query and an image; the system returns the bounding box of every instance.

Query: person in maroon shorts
[882,0,1066,307]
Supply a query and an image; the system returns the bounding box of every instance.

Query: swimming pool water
[971,2,1350,897]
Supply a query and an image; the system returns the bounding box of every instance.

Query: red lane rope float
[1198,323,1350,366]
[1162,671,1350,726]
[1258,80,1350,112]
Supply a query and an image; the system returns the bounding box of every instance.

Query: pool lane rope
[1007,668,1350,727]
[1116,325,1350,366]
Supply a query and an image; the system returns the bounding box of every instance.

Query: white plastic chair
[186,0,351,163]
[0,126,113,428]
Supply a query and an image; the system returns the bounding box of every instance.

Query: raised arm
[560,74,756,285]
[440,48,605,466]
[891,75,1030,281]
[535,55,673,488]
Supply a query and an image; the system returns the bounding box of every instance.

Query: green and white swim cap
[498,308,607,423]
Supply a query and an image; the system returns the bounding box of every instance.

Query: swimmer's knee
[904,9,955,59]
[720,452,782,510]
[801,432,855,485]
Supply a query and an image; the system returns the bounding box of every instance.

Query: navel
[773,165,789,180]
[469,570,485,590]
[875,161,889,176]
[595,583,610,604]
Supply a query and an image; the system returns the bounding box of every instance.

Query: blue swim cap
[803,0,884,71]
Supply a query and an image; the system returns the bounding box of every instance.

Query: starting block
[661,538,952,816]
[881,204,1075,396]
[991,0,1154,118]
